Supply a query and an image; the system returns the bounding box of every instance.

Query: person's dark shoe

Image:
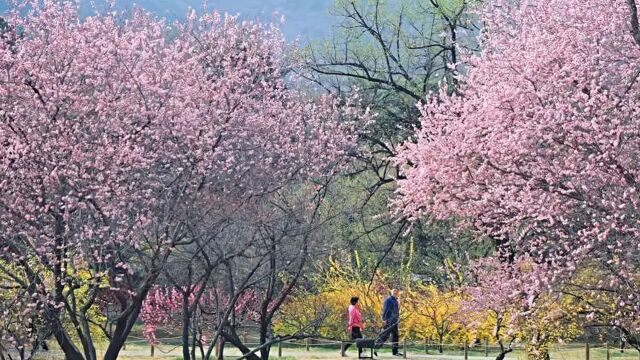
[393,353,403,357]
[374,351,378,357]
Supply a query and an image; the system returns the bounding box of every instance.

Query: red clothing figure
[343,302,364,357]
[348,304,363,329]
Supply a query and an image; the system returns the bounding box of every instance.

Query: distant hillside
[0,0,333,41]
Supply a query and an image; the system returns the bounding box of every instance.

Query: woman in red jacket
[342,296,364,357]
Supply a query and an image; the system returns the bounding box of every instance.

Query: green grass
[29,340,640,360]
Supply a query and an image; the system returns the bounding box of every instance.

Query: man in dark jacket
[375,289,401,356]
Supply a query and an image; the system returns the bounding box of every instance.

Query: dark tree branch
[627,0,640,46]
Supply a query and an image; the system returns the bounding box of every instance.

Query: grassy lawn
[29,340,640,360]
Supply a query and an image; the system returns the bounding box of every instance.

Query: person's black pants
[375,323,399,354]
[344,326,363,355]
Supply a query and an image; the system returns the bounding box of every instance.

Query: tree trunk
[78,315,98,360]
[48,218,85,360]
[47,314,85,360]
[102,298,145,360]
[217,338,225,360]
[495,348,513,360]
[191,321,198,360]
[219,329,261,360]
[618,325,640,352]
[260,319,272,360]
[259,343,271,360]
[182,295,191,360]
[199,336,206,360]
[103,251,169,360]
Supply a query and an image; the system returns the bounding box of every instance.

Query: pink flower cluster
[395,0,640,330]
[140,286,272,345]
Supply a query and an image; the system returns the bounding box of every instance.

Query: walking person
[342,296,364,357]
[375,289,402,356]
